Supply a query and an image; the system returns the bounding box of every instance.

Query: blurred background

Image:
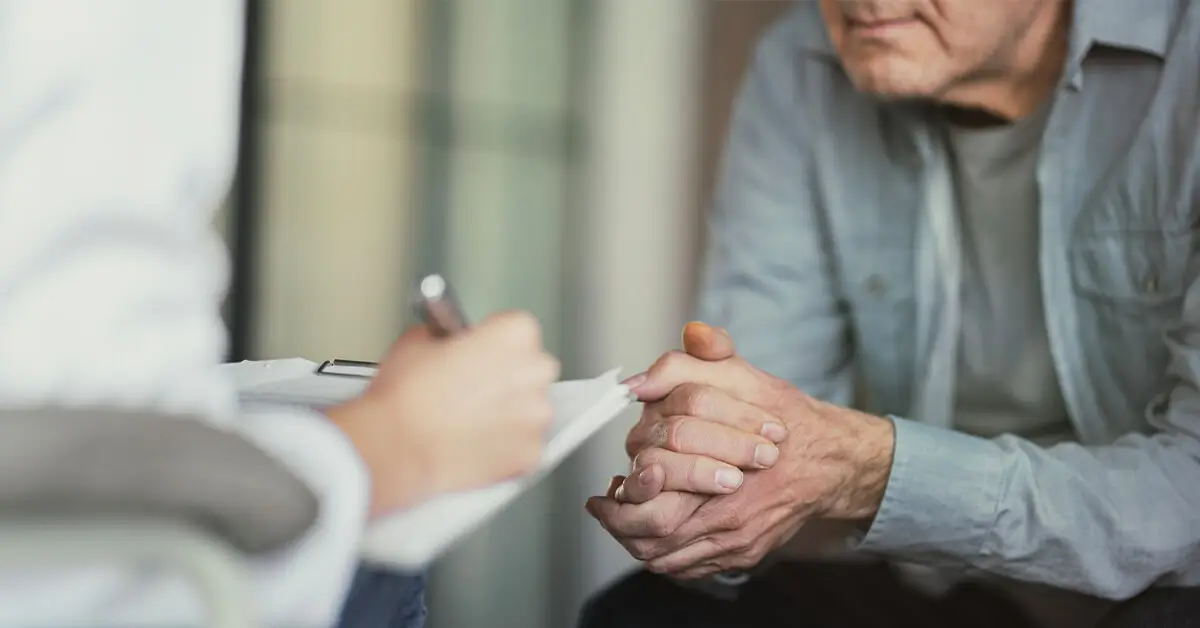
[219,1,792,626]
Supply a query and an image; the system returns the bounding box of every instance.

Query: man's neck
[939,1,1072,122]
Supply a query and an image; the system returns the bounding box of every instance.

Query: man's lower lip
[847,18,919,35]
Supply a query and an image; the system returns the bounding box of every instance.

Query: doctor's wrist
[327,395,431,517]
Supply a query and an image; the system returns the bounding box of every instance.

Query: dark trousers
[579,562,1200,628]
[336,563,428,628]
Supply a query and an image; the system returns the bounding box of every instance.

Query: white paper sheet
[221,359,631,568]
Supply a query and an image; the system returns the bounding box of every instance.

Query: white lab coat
[0,1,368,626]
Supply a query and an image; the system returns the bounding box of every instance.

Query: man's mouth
[845,15,921,36]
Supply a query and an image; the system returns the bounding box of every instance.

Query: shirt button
[1144,274,1160,295]
[865,275,887,297]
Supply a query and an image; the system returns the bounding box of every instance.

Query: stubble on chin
[842,54,944,102]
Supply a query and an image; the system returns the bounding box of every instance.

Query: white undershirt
[894,107,1081,614]
[947,106,1074,446]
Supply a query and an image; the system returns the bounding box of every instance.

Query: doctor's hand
[329,311,560,517]
[587,323,894,578]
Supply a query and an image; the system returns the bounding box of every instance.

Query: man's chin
[851,76,939,102]
[844,61,944,102]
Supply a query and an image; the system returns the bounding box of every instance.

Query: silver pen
[413,273,469,337]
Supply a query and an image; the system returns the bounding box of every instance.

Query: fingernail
[622,372,648,390]
[754,444,780,468]
[716,468,744,490]
[760,422,787,443]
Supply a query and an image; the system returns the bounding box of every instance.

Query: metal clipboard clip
[315,359,379,379]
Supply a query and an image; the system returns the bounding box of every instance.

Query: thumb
[681,321,736,362]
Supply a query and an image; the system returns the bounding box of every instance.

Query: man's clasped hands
[585,322,897,579]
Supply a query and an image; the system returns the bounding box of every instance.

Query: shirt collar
[792,2,838,58]
[1064,0,1177,88]
[1073,0,1174,58]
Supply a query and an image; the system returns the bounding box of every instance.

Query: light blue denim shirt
[697,0,1200,599]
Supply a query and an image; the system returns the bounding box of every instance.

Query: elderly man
[584,0,1200,626]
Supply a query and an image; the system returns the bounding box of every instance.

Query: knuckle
[647,507,677,538]
[715,508,743,532]
[663,416,691,452]
[624,428,643,459]
[626,410,660,457]
[627,539,657,561]
[641,414,669,450]
[679,384,710,415]
[747,538,772,563]
[652,350,688,376]
[681,454,704,487]
[629,450,645,473]
[499,310,543,347]
[730,534,754,553]
[714,531,738,550]
[630,447,663,472]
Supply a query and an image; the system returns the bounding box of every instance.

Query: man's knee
[1097,587,1200,628]
[580,570,682,628]
[579,569,755,628]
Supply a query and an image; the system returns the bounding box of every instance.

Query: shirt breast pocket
[1068,228,1190,409]
[1070,229,1192,308]
[1068,225,1192,401]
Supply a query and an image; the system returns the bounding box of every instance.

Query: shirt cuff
[854,416,1007,567]
[236,407,371,626]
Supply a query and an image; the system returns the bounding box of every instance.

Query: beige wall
[250,0,423,362]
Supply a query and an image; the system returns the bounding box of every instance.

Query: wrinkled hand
[616,324,788,500]
[586,323,894,579]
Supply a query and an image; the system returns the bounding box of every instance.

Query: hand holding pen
[325,274,561,516]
